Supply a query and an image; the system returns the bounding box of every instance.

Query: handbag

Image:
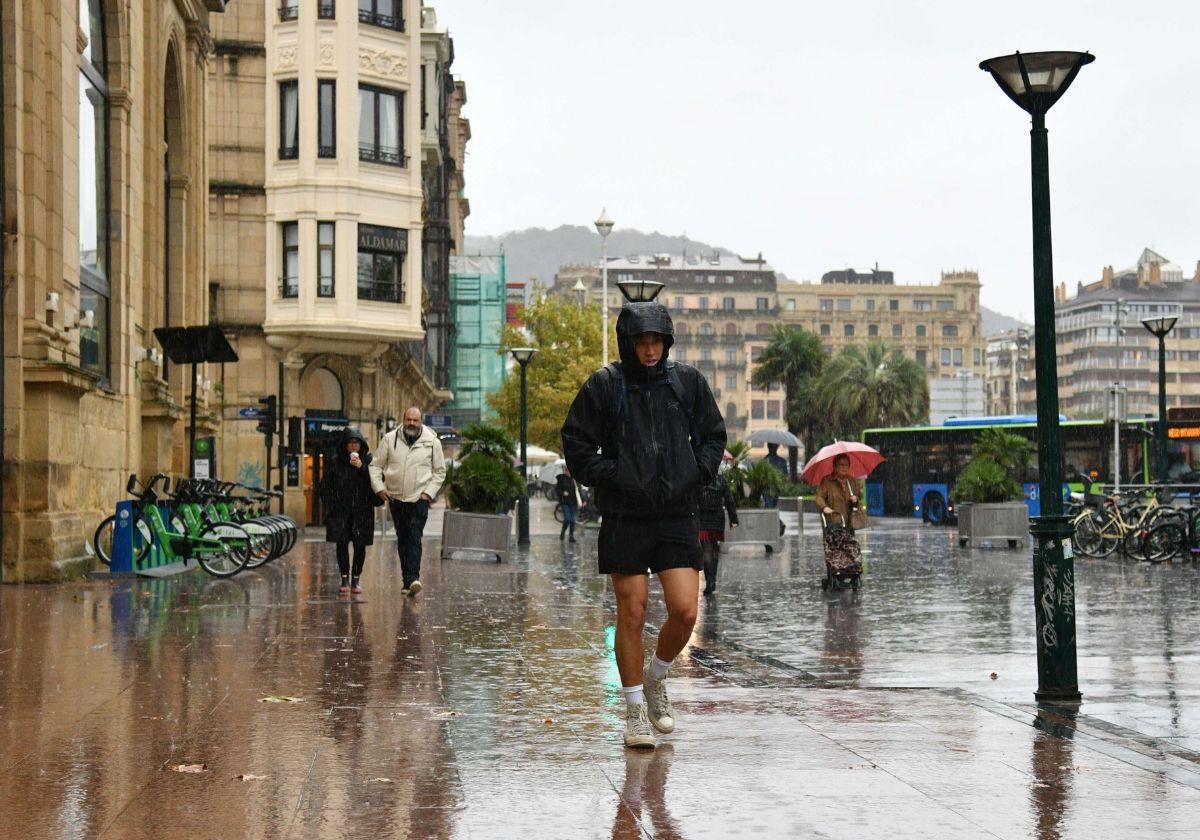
[851,508,872,531]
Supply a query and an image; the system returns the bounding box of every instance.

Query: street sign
[239,406,265,419]
[425,413,453,428]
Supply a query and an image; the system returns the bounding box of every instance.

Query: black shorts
[597,514,703,576]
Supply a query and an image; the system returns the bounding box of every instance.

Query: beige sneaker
[406,580,422,597]
[643,667,676,734]
[624,702,656,749]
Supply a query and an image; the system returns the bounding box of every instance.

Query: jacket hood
[339,426,371,457]
[616,302,674,381]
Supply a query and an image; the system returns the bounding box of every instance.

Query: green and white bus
[860,415,1155,523]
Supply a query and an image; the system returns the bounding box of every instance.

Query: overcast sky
[437,0,1200,320]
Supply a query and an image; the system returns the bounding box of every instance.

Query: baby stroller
[820,512,863,591]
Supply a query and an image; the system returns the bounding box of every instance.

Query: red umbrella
[801,441,885,485]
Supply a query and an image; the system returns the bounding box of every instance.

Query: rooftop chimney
[1101,265,1114,288]
[1149,262,1163,286]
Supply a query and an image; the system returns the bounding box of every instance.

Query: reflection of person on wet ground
[319,601,372,741]
[562,299,726,750]
[611,744,682,840]
[820,592,864,686]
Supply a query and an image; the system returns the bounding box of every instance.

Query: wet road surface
[2,504,1199,838]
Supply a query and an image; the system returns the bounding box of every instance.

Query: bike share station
[105,326,238,577]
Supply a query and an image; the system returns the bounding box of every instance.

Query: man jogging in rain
[562,298,726,748]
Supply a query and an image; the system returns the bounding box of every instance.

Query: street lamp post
[595,209,614,365]
[1142,316,1178,482]
[510,347,538,545]
[981,49,1093,703]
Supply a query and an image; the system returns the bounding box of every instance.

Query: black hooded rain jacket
[561,302,727,520]
[321,426,377,545]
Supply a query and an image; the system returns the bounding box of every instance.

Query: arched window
[724,322,738,336]
[726,402,738,419]
[303,367,345,413]
[756,323,772,336]
[79,0,110,377]
[700,322,714,336]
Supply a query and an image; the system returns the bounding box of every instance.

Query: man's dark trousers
[389,499,430,586]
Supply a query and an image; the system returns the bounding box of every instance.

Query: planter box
[956,502,1028,549]
[723,508,782,553]
[777,497,805,533]
[441,510,512,563]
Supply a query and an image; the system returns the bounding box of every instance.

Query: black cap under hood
[616,302,674,382]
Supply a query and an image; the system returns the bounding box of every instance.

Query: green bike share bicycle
[92,473,253,577]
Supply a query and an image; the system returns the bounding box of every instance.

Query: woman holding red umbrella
[815,454,862,529]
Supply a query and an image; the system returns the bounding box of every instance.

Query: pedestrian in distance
[321,427,381,596]
[698,471,738,595]
[763,442,788,509]
[556,466,582,543]
[370,407,447,597]
[562,299,726,750]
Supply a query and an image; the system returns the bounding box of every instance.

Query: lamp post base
[1030,514,1081,703]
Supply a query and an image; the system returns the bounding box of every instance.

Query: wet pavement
[3,501,1200,838]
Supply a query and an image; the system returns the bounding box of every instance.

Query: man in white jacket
[370,407,446,595]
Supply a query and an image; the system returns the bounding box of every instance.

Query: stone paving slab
[2,506,1200,837]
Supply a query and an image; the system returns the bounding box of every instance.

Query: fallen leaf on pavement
[949,747,971,753]
[544,719,554,726]
[990,672,999,680]
[434,710,461,718]
[236,773,268,781]
[167,763,208,773]
[260,695,304,703]
[369,777,392,783]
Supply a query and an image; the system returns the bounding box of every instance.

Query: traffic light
[257,395,277,440]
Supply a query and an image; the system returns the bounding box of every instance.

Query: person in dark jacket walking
[556,466,581,543]
[562,300,726,749]
[698,472,738,595]
[322,427,378,595]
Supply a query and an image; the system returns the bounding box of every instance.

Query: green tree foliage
[487,292,616,452]
[751,326,826,468]
[814,341,929,438]
[446,423,525,514]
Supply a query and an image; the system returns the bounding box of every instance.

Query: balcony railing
[278,3,298,21]
[359,8,404,31]
[359,143,407,167]
[278,144,298,161]
[358,278,405,304]
[279,277,299,299]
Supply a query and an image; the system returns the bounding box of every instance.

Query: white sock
[649,655,672,680]
[622,684,645,707]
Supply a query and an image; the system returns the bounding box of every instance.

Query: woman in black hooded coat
[321,427,378,594]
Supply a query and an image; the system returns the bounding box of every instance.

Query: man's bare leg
[654,567,700,662]
[611,573,650,686]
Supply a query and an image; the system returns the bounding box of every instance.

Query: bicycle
[1073,487,1186,561]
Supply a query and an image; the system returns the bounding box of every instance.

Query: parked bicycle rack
[107,499,192,578]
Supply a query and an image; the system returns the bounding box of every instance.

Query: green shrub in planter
[952,458,1021,504]
[734,459,788,509]
[446,423,524,514]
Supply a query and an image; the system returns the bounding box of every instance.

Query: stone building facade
[2,0,229,581]
[207,0,468,524]
[552,254,782,444]
[777,269,987,383]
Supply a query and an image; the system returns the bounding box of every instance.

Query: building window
[79,0,110,378]
[916,324,926,337]
[942,324,958,338]
[699,296,709,311]
[318,79,336,158]
[889,299,899,311]
[357,224,407,303]
[279,2,299,21]
[973,348,982,365]
[725,373,737,389]
[701,348,712,361]
[757,297,769,311]
[700,322,714,336]
[725,349,736,363]
[318,0,336,19]
[916,349,927,367]
[786,299,796,311]
[844,324,855,337]
[281,222,299,297]
[358,85,405,166]
[914,299,932,312]
[674,296,684,310]
[836,298,851,311]
[752,400,764,420]
[941,348,952,366]
[868,324,879,337]
[820,324,831,336]
[317,222,335,297]
[723,296,735,310]
[358,0,404,30]
[937,299,955,311]
[866,299,876,312]
[279,80,299,159]
[750,346,762,362]
[953,347,963,366]
[820,298,833,312]
[767,401,781,420]
[892,324,903,337]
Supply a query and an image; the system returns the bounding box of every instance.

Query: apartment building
[985,329,1032,416]
[1048,249,1200,418]
[208,0,468,523]
[777,269,987,382]
[553,254,781,443]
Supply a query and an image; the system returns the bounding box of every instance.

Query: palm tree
[751,326,825,477]
[815,341,929,437]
